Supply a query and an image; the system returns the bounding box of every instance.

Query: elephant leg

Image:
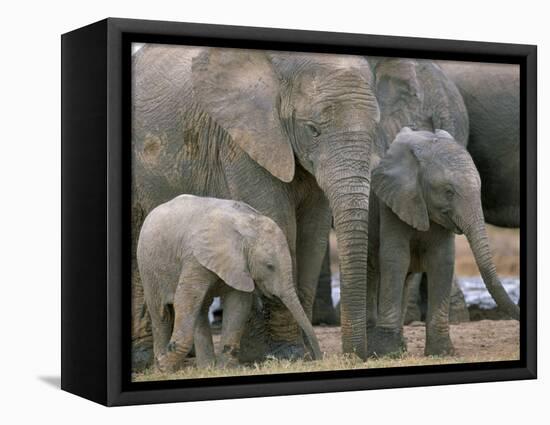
[368,206,411,357]
[296,196,332,321]
[312,246,339,326]
[149,303,174,370]
[229,187,298,361]
[238,295,270,363]
[193,298,216,368]
[157,270,214,372]
[131,203,154,372]
[366,258,379,346]
[219,290,253,368]
[262,211,300,360]
[290,200,331,359]
[449,275,470,323]
[424,238,455,356]
[367,196,380,344]
[402,273,423,325]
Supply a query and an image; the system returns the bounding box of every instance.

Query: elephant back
[133,44,202,130]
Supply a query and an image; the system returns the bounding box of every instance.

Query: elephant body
[314,57,470,326]
[132,45,380,367]
[138,195,321,371]
[438,61,520,228]
[367,128,519,357]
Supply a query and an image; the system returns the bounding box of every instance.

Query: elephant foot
[366,322,376,344]
[195,353,216,369]
[218,345,241,369]
[156,351,182,373]
[425,332,455,356]
[367,327,406,358]
[497,304,520,321]
[132,343,153,372]
[312,300,339,326]
[267,340,306,361]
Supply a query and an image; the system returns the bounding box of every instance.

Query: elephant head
[193,208,322,360]
[368,57,469,154]
[372,127,519,318]
[192,48,381,358]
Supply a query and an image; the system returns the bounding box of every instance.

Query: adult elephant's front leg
[228,177,300,361]
[261,209,304,359]
[292,193,332,358]
[296,192,332,320]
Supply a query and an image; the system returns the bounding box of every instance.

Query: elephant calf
[367,127,519,357]
[137,195,321,372]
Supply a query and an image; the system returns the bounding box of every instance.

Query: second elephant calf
[367,127,519,357]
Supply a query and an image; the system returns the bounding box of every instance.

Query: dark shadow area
[38,376,61,389]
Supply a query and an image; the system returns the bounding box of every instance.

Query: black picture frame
[61,17,537,406]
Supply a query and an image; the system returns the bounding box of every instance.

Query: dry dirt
[317,320,519,359]
[134,320,519,381]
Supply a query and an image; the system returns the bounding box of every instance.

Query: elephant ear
[192,212,255,292]
[372,130,430,231]
[192,48,295,183]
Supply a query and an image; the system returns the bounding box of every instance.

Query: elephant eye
[266,263,275,271]
[445,188,455,200]
[305,122,321,138]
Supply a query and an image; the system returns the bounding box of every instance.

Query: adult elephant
[438,61,520,228]
[131,45,380,368]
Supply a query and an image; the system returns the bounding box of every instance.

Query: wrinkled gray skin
[132,45,380,365]
[439,61,520,228]
[369,57,469,155]
[314,57,469,324]
[367,128,519,357]
[137,196,321,371]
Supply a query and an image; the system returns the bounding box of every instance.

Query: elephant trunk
[280,293,322,360]
[317,132,372,360]
[461,212,520,319]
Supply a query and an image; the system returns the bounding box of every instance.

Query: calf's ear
[372,139,430,232]
[192,213,255,293]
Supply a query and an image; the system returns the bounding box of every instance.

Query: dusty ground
[134,320,519,382]
[319,320,519,359]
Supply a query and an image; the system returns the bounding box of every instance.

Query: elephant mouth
[255,280,275,300]
[443,213,463,235]
[451,223,463,235]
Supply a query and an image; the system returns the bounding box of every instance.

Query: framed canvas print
[61,18,537,406]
